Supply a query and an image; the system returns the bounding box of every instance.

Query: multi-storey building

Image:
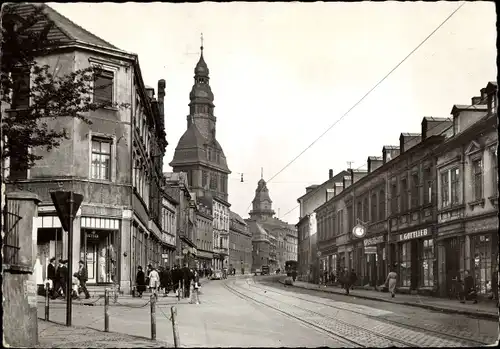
[229,211,252,274]
[435,82,498,298]
[161,192,178,269]
[285,229,298,263]
[247,219,271,272]
[213,196,230,270]
[296,170,349,280]
[195,196,214,270]
[4,3,168,294]
[164,172,197,268]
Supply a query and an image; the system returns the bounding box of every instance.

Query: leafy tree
[1,3,128,174]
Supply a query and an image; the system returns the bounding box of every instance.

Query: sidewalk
[37,319,171,348]
[281,279,499,320]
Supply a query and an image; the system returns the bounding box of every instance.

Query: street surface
[37,275,498,347]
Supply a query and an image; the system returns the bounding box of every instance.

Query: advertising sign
[398,228,429,242]
[364,246,377,254]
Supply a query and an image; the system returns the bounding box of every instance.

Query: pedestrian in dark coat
[136,266,146,298]
[76,260,91,299]
[164,266,172,295]
[182,264,192,298]
[342,268,351,295]
[47,257,57,298]
[350,269,358,290]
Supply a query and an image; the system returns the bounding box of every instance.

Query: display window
[399,241,411,287]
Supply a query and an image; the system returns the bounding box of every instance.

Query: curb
[279,280,498,321]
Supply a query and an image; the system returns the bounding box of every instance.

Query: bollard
[150,294,156,340]
[45,282,50,321]
[171,306,180,348]
[104,289,109,332]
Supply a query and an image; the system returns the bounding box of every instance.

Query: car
[254,268,261,276]
[211,270,222,280]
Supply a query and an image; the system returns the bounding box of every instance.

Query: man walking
[76,260,91,299]
[58,260,68,299]
[182,264,192,298]
[47,257,56,298]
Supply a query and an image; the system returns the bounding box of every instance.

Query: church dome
[194,50,209,77]
[189,83,214,103]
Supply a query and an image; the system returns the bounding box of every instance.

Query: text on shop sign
[363,235,385,247]
[399,228,428,242]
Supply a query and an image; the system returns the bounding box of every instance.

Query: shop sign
[364,235,385,247]
[161,253,169,259]
[364,246,377,254]
[87,232,99,240]
[399,228,429,242]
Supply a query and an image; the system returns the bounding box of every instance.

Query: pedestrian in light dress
[149,266,160,299]
[386,269,398,298]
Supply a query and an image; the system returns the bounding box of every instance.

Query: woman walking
[149,266,160,299]
[385,268,398,298]
[135,266,146,298]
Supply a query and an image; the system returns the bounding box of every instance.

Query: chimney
[329,169,333,179]
[146,87,155,100]
[421,117,453,140]
[367,156,383,173]
[158,79,165,118]
[480,88,487,102]
[399,133,421,153]
[471,96,482,106]
[382,146,400,164]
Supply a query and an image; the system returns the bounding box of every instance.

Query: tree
[0,3,128,174]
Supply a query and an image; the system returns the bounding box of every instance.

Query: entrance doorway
[81,229,117,284]
[445,237,460,297]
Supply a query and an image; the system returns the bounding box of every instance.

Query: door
[445,237,460,297]
[86,243,97,283]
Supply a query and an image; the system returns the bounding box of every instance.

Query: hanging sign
[352,224,367,239]
[363,235,385,247]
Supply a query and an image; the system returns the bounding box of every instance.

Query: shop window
[411,172,420,208]
[371,193,377,222]
[379,190,385,220]
[420,239,434,287]
[472,159,483,201]
[471,234,492,295]
[82,229,117,284]
[399,241,411,287]
[91,138,112,181]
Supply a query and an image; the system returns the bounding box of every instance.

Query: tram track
[225,279,423,348]
[251,279,493,347]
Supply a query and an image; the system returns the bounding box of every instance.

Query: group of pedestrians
[46,257,90,300]
[135,263,201,299]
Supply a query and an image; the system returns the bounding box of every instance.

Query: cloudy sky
[48,1,496,222]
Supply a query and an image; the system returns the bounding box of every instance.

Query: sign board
[50,191,83,232]
[398,228,429,242]
[364,246,377,254]
[24,280,37,308]
[161,253,169,259]
[363,235,385,247]
[87,232,99,240]
[352,224,367,239]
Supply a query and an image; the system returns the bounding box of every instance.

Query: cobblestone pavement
[37,278,347,347]
[256,277,499,346]
[37,320,170,348]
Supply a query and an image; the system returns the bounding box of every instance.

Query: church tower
[249,171,275,221]
[169,37,231,202]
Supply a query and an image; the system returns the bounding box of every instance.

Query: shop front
[393,227,435,292]
[362,234,386,287]
[80,217,120,285]
[195,250,214,273]
[161,232,176,269]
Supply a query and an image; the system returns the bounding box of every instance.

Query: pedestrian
[47,257,56,299]
[342,268,351,295]
[172,265,179,296]
[350,269,358,290]
[146,264,152,287]
[135,266,146,298]
[292,269,297,282]
[76,260,91,299]
[324,270,328,286]
[57,259,68,299]
[149,266,160,299]
[385,268,398,298]
[182,264,192,298]
[158,266,165,294]
[460,270,478,304]
[164,266,172,295]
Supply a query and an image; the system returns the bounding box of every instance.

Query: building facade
[296,170,349,281]
[435,82,498,298]
[247,219,271,272]
[6,3,169,294]
[195,196,214,270]
[213,196,230,270]
[160,194,178,269]
[229,211,252,274]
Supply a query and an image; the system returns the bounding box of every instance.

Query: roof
[451,104,488,114]
[230,211,246,225]
[400,133,421,137]
[383,145,400,150]
[297,170,350,202]
[11,3,124,52]
[368,156,383,161]
[423,117,451,122]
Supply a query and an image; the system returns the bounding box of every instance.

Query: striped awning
[81,217,120,230]
[34,216,62,229]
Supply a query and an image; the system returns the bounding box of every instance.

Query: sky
[47,1,497,223]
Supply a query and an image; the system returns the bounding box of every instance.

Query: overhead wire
[279,94,490,219]
[244,2,467,217]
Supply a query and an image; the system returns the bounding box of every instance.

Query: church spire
[194,33,209,78]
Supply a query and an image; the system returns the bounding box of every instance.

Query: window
[399,241,411,287]
[371,193,377,222]
[472,159,483,201]
[391,182,398,215]
[347,205,353,232]
[93,70,114,104]
[379,190,385,221]
[441,171,449,207]
[356,201,362,224]
[493,152,498,197]
[336,210,343,234]
[411,172,419,208]
[188,170,193,187]
[400,177,408,212]
[363,197,369,222]
[423,167,432,204]
[91,138,111,180]
[420,239,434,287]
[202,171,208,188]
[11,66,30,109]
[471,234,492,294]
[450,168,460,204]
[210,173,217,190]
